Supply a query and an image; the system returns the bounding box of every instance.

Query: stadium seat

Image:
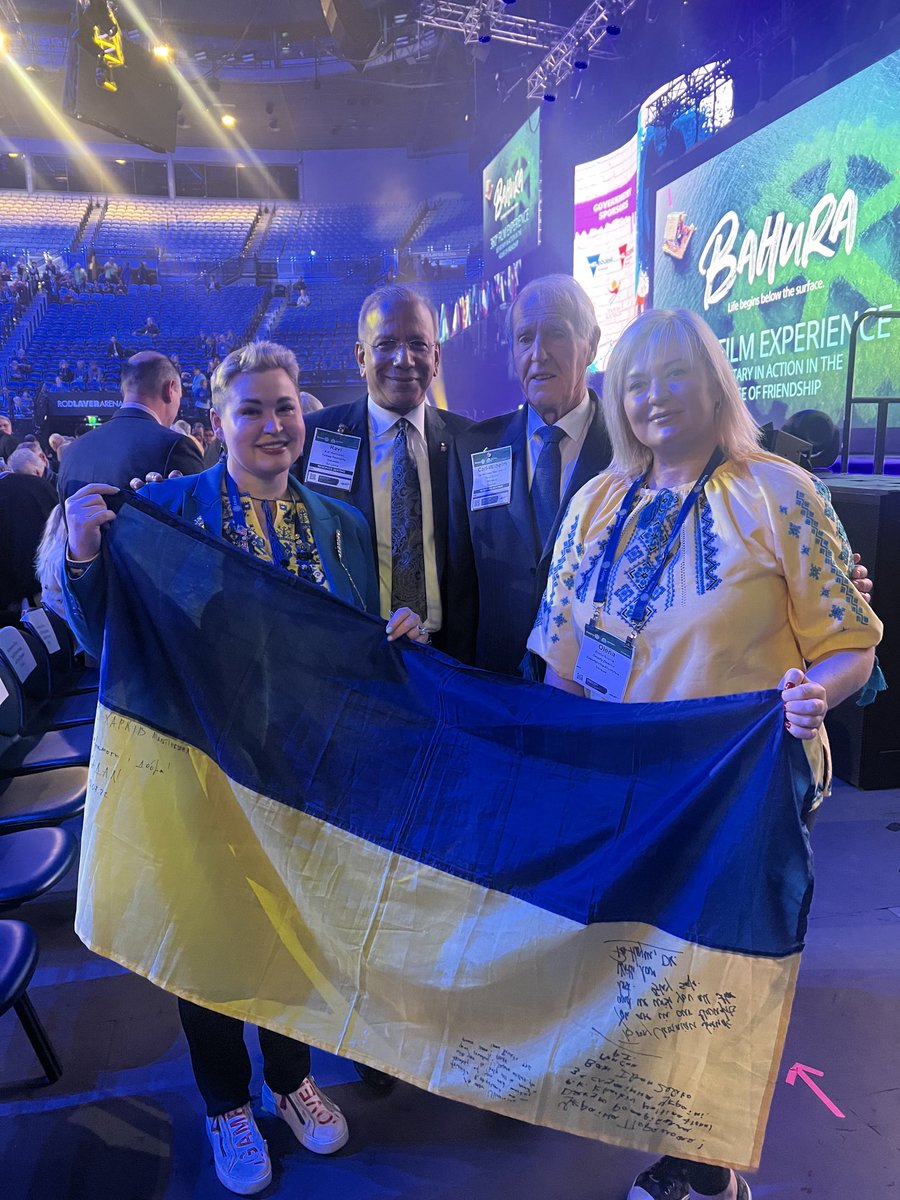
[0,827,78,909]
[0,920,62,1084]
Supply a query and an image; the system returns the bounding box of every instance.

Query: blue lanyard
[225,471,294,573]
[593,448,725,631]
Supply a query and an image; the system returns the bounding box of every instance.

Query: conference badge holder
[304,428,362,491]
[573,626,634,702]
[470,445,513,510]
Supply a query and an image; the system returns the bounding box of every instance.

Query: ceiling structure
[0,0,894,157]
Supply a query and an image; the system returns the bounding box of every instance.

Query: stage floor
[2,778,898,1200]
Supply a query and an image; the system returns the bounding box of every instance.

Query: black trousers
[178,998,311,1118]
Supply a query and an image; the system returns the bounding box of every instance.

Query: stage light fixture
[8,152,19,158]
[115,157,126,164]
[478,14,492,43]
[501,0,516,5]
[268,116,279,130]
[573,39,589,69]
[152,45,171,60]
[221,113,236,127]
[543,88,556,102]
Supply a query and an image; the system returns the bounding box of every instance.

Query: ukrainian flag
[76,496,813,1171]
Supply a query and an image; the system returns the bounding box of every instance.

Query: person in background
[108,334,127,359]
[299,391,323,415]
[134,315,159,339]
[62,340,428,1196]
[35,504,68,620]
[57,351,203,501]
[0,445,57,622]
[527,307,883,1200]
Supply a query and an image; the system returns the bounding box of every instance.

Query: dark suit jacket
[299,396,472,645]
[445,391,612,676]
[57,406,203,501]
[0,472,57,609]
[62,461,379,660]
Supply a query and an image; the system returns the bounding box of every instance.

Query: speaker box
[822,475,900,789]
[320,0,381,69]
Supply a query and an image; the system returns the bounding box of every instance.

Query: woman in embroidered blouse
[63,341,427,1197]
[527,309,882,1200]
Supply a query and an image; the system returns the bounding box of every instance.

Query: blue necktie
[531,423,566,549]
[390,418,427,619]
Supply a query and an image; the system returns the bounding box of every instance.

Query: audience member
[35,504,69,619]
[299,391,323,415]
[0,447,57,620]
[57,351,203,500]
[133,315,159,338]
[0,412,19,461]
[108,335,127,359]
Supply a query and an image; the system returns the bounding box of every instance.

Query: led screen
[653,49,900,428]
[483,111,541,273]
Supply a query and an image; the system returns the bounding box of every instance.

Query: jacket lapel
[423,405,452,579]
[181,460,227,531]
[338,397,376,564]
[504,407,538,557]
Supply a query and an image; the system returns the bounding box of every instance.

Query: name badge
[24,608,61,654]
[470,446,512,511]
[304,428,361,491]
[0,626,38,683]
[573,625,633,703]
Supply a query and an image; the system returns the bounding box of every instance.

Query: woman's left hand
[779,667,828,740]
[386,607,430,643]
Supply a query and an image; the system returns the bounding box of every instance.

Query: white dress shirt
[525,391,593,502]
[367,396,441,631]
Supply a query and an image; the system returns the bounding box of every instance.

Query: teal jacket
[63,461,380,660]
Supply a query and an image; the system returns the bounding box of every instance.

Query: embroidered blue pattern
[535,512,580,632]
[695,493,721,596]
[794,488,869,625]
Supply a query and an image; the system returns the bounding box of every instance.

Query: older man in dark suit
[300,284,470,652]
[57,351,203,501]
[445,274,612,676]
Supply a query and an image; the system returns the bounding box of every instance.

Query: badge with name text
[470,446,513,511]
[304,428,362,491]
[573,625,634,703]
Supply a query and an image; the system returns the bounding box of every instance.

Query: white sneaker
[206,1103,272,1196]
[261,1074,349,1155]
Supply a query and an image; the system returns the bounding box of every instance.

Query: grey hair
[211,341,301,409]
[8,445,44,474]
[357,284,439,342]
[507,274,600,345]
[602,308,763,476]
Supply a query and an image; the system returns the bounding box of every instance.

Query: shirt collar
[121,400,163,424]
[526,390,592,442]
[367,394,427,441]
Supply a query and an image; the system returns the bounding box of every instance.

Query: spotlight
[265,100,275,115]
[478,14,491,42]
[573,40,589,70]
[221,113,236,127]
[115,158,126,164]
[268,116,279,130]
[500,0,516,5]
[606,21,621,35]
[152,45,171,60]
[543,88,556,102]
[8,152,19,158]
[0,30,6,53]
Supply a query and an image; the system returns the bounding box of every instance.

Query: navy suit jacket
[63,461,379,660]
[299,396,472,644]
[445,391,612,676]
[57,406,204,501]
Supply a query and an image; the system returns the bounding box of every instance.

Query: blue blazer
[63,461,380,660]
[444,392,612,676]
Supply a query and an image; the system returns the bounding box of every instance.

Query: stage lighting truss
[525,0,638,99]
[419,0,568,51]
[642,60,734,137]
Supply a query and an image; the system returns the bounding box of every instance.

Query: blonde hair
[35,505,68,619]
[211,341,301,410]
[603,308,762,475]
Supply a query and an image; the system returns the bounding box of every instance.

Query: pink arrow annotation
[785,1062,845,1119]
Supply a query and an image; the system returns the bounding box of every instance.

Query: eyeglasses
[363,338,436,359]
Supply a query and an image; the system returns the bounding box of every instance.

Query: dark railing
[839,309,900,473]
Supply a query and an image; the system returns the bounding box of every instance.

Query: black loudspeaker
[63,27,178,153]
[320,0,381,69]
[823,475,900,789]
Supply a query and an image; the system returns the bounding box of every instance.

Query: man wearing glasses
[301,284,471,653]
